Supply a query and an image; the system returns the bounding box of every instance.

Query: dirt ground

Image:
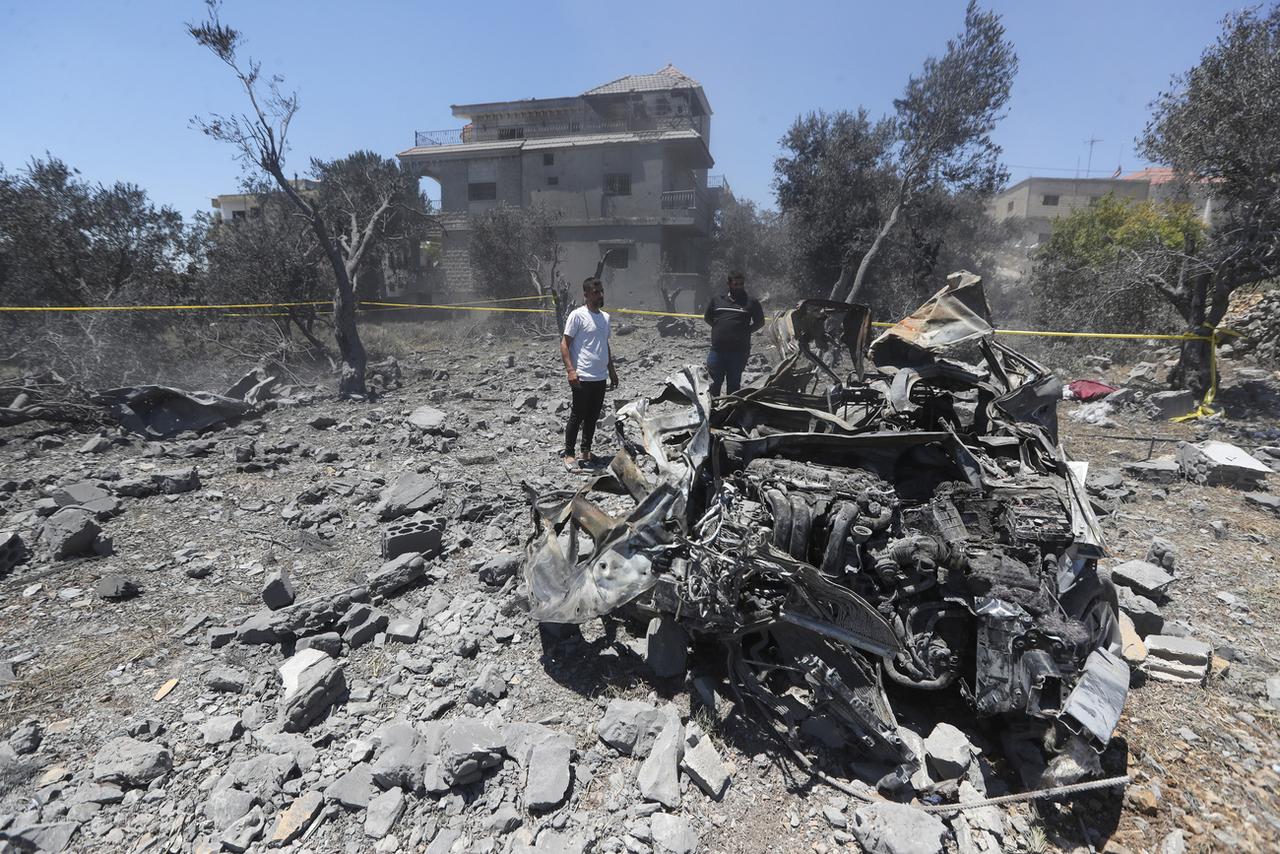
[0,315,1277,854]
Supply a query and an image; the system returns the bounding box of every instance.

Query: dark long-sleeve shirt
[704,291,765,353]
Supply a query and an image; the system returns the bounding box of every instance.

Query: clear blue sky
[0,0,1244,219]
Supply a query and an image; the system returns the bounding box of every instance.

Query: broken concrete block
[1110,559,1174,599]
[637,711,683,808]
[1177,440,1272,488]
[40,507,102,559]
[1144,635,1210,684]
[645,616,689,679]
[368,553,426,598]
[1117,585,1164,636]
[923,721,973,781]
[1123,457,1181,483]
[278,648,346,732]
[1146,389,1196,420]
[850,801,947,854]
[262,567,295,610]
[93,737,172,787]
[407,405,448,434]
[374,473,443,521]
[380,513,444,560]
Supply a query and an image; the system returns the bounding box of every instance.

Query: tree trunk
[845,200,903,305]
[1168,271,1219,399]
[334,271,367,397]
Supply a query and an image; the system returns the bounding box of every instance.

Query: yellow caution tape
[0,300,332,312]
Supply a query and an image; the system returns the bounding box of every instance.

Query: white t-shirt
[563,306,611,381]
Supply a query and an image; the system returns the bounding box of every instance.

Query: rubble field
[0,310,1278,854]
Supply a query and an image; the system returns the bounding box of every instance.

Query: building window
[602,246,630,268]
[231,209,247,221]
[1042,194,1060,206]
[497,127,524,140]
[1006,200,1014,213]
[654,96,671,116]
[604,174,632,196]
[546,176,558,186]
[468,182,497,201]
[543,153,554,166]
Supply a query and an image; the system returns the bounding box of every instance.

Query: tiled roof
[1122,167,1176,184]
[584,64,701,96]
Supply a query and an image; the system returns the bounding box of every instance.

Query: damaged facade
[522,273,1129,796]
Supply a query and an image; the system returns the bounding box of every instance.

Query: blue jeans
[707,349,748,395]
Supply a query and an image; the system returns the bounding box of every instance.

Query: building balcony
[414,114,706,147]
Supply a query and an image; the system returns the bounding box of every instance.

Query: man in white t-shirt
[558,276,619,467]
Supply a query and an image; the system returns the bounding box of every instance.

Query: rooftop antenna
[1084,137,1103,176]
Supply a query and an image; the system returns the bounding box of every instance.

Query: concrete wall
[524,142,667,221]
[555,224,664,309]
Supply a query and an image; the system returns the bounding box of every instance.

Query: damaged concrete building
[522,273,1129,798]
[397,65,724,309]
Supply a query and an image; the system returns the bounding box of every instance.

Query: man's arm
[749,299,766,333]
[560,334,578,386]
[703,297,715,326]
[607,342,618,390]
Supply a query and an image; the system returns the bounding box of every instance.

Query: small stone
[597,699,666,757]
[201,714,243,745]
[386,615,421,643]
[1111,560,1175,599]
[850,801,946,854]
[637,712,683,808]
[206,666,249,694]
[220,804,266,852]
[277,648,346,732]
[95,573,139,600]
[650,813,699,854]
[923,722,973,781]
[324,762,377,809]
[467,663,508,706]
[207,787,257,829]
[262,567,295,610]
[525,736,572,811]
[680,731,730,799]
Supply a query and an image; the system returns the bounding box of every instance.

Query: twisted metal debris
[522,272,1128,795]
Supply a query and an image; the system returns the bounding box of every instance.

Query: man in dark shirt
[702,270,765,395]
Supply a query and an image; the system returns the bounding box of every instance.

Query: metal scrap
[521,271,1127,794]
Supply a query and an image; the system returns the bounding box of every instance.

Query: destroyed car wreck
[521,273,1129,798]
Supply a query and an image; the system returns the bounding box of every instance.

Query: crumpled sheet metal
[870,270,993,357]
[93,385,255,438]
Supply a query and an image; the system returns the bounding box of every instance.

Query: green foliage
[708,195,786,293]
[468,204,559,300]
[1029,195,1200,333]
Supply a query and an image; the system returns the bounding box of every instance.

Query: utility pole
[1084,137,1103,176]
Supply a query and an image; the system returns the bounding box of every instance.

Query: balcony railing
[661,189,699,210]
[414,114,705,148]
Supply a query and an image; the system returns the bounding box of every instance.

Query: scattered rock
[95,573,139,600]
[637,711,683,808]
[324,762,377,809]
[467,663,508,706]
[93,736,172,787]
[598,699,668,757]
[1111,559,1175,599]
[680,727,730,799]
[1145,635,1211,684]
[206,666,249,694]
[200,714,243,745]
[277,648,346,732]
[267,790,323,846]
[525,735,572,811]
[850,801,947,854]
[40,507,103,559]
[650,813,700,854]
[262,567,296,610]
[364,787,406,838]
[923,722,973,781]
[374,472,443,522]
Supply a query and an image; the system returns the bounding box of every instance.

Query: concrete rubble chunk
[1177,440,1272,487]
[478,552,521,587]
[374,472,443,521]
[1110,559,1175,599]
[645,616,689,678]
[364,787,406,838]
[268,790,323,846]
[524,736,572,811]
[597,699,668,757]
[262,567,296,610]
[650,813,700,854]
[1144,635,1211,684]
[0,530,27,574]
[1245,492,1280,515]
[380,512,446,560]
[206,666,249,694]
[1145,389,1196,420]
[153,466,200,494]
[408,404,448,433]
[850,801,947,854]
[680,728,730,799]
[51,480,121,518]
[440,719,506,786]
[1123,457,1181,483]
[385,614,421,643]
[343,607,390,649]
[1118,612,1147,665]
[220,804,266,852]
[277,648,346,732]
[1117,585,1164,636]
[368,553,427,598]
[324,762,377,809]
[40,507,102,559]
[92,736,172,787]
[467,663,508,706]
[923,721,973,781]
[637,711,684,808]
